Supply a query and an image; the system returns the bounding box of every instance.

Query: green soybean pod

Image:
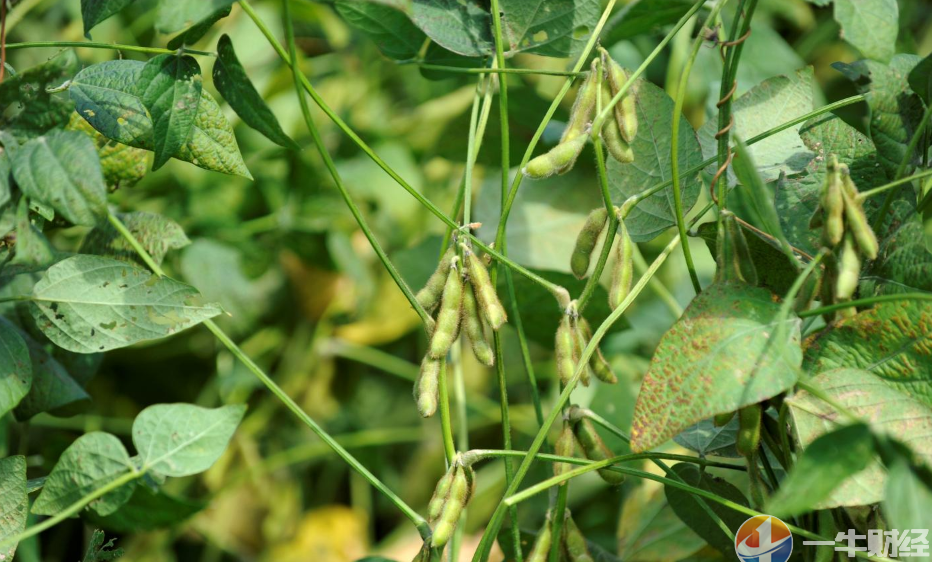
[555,315,577,387]
[527,518,553,562]
[609,221,634,310]
[416,245,454,311]
[563,515,595,562]
[554,420,577,478]
[571,208,609,279]
[840,175,879,259]
[835,233,861,301]
[431,465,470,548]
[524,134,588,179]
[427,465,456,523]
[462,282,495,366]
[599,84,635,164]
[736,404,762,458]
[428,259,464,359]
[415,356,442,418]
[603,51,638,143]
[570,318,592,387]
[573,418,625,485]
[464,250,507,330]
[714,411,735,427]
[578,317,617,384]
[561,58,600,143]
[821,157,845,247]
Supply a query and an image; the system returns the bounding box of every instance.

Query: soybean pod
[523,133,588,178]
[463,247,507,330]
[527,518,553,562]
[427,464,456,523]
[609,220,634,310]
[561,58,599,143]
[821,157,845,248]
[840,173,879,259]
[414,356,441,418]
[736,404,762,458]
[563,514,595,562]
[416,245,454,310]
[570,317,592,387]
[554,420,577,478]
[835,233,861,301]
[573,417,625,485]
[431,464,470,547]
[462,281,494,366]
[578,317,617,384]
[571,208,609,279]
[598,81,635,164]
[428,258,463,359]
[602,49,638,143]
[555,315,577,387]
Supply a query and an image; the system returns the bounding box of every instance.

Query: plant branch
[799,293,932,318]
[5,41,215,56]
[401,61,584,77]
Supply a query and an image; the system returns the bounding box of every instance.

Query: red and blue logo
[735,515,793,562]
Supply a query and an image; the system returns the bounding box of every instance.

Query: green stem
[859,167,932,200]
[799,293,932,318]
[461,449,745,472]
[0,468,142,550]
[404,62,583,77]
[0,295,32,304]
[872,100,932,231]
[437,359,457,463]
[5,41,214,56]
[548,486,568,562]
[671,0,731,294]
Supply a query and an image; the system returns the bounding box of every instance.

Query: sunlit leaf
[0,455,27,561]
[137,54,203,170]
[833,0,898,63]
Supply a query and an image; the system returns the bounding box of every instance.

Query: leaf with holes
[0,456,27,561]
[32,432,136,516]
[30,255,222,354]
[11,130,108,227]
[607,73,703,242]
[80,211,189,266]
[212,35,299,149]
[137,54,203,170]
[630,281,801,452]
[66,112,150,190]
[133,403,245,477]
[0,50,79,141]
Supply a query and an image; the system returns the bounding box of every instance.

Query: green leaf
[0,50,79,141]
[0,317,32,419]
[695,221,798,296]
[13,328,90,421]
[630,281,802,452]
[11,197,56,269]
[81,211,189,266]
[700,68,816,184]
[81,529,124,562]
[862,200,932,295]
[66,112,150,190]
[804,300,932,407]
[83,485,205,533]
[0,455,27,562]
[11,130,109,227]
[607,73,703,242]
[776,114,887,255]
[835,55,925,177]
[787,368,932,507]
[137,54,203,171]
[81,0,136,38]
[155,0,235,34]
[70,60,251,178]
[166,5,231,50]
[604,0,697,42]
[767,423,875,517]
[730,137,794,262]
[908,52,932,105]
[410,0,492,57]
[133,403,245,477]
[32,432,136,517]
[30,255,222,354]
[884,459,932,536]
[212,35,299,149]
[834,0,898,63]
[665,463,750,555]
[618,474,706,561]
[335,1,426,60]
[673,416,742,458]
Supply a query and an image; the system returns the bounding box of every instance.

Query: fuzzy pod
[428,260,464,359]
[561,58,600,143]
[571,208,609,279]
[714,411,735,427]
[427,465,456,523]
[603,53,638,143]
[431,465,470,547]
[415,356,442,418]
[573,418,625,485]
[570,318,592,387]
[555,315,577,387]
[563,515,595,562]
[609,221,634,310]
[820,157,845,248]
[554,421,577,478]
[464,251,507,330]
[835,234,861,301]
[578,317,617,384]
[462,282,495,366]
[527,519,553,562]
[416,246,454,311]
[524,134,588,179]
[736,404,762,458]
[599,85,635,164]
[840,175,879,259]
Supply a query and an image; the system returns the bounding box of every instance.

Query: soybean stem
[5,41,214,56]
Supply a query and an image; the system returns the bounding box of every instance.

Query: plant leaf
[908,52,932,105]
[884,459,932,535]
[0,317,32,419]
[30,255,222,354]
[607,73,703,242]
[11,130,109,227]
[804,300,932,407]
[84,485,205,533]
[66,112,151,190]
[833,0,898,63]
[155,0,235,34]
[212,35,299,149]
[603,0,697,42]
[13,328,90,421]
[767,423,875,517]
[665,463,750,555]
[70,60,252,178]
[673,416,742,458]
[0,455,27,561]
[81,0,136,38]
[695,221,798,296]
[787,368,932,507]
[862,200,932,295]
[81,211,189,266]
[133,403,246,477]
[335,1,426,60]
[81,529,124,562]
[137,54,203,170]
[32,432,136,517]
[630,281,802,452]
[699,68,815,184]
[166,5,231,50]
[0,50,79,141]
